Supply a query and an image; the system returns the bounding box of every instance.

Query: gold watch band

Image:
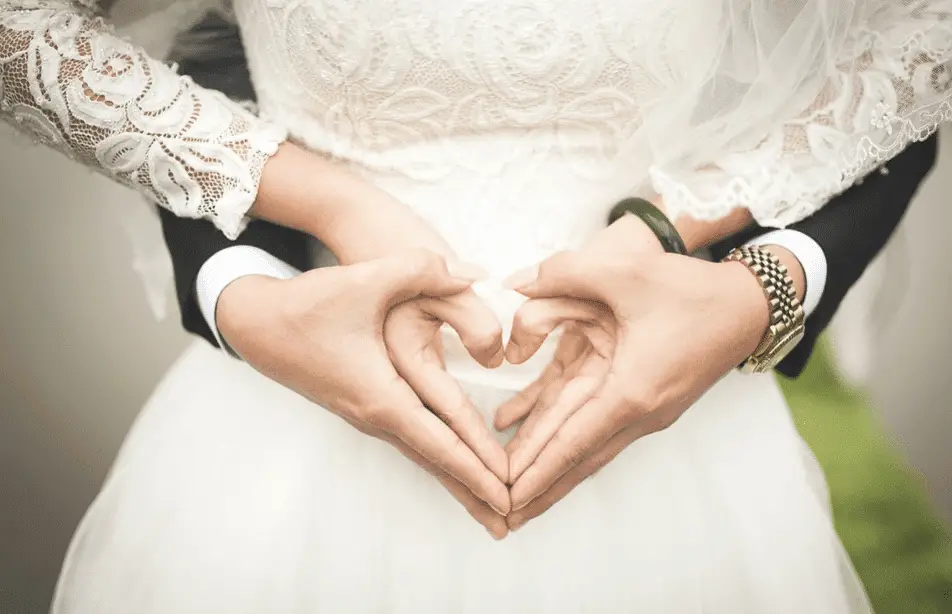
[723,246,806,374]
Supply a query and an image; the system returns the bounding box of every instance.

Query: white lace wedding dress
[3,1,952,612]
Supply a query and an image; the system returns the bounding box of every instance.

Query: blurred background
[1,122,951,613]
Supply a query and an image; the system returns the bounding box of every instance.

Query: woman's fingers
[378,384,511,515]
[363,249,487,307]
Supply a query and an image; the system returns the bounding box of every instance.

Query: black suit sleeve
[710,134,939,378]
[158,14,310,348]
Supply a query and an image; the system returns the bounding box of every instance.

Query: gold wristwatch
[722,245,806,374]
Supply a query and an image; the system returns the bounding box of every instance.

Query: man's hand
[497,216,775,530]
[216,250,511,535]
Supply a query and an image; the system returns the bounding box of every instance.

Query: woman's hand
[496,215,778,529]
[216,250,511,534]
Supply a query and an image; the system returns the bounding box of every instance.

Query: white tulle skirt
[52,338,872,613]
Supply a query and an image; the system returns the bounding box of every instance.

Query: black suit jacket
[159,13,939,379]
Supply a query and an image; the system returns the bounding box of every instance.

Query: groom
[157,12,937,524]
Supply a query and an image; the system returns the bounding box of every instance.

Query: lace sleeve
[0,0,287,238]
[650,0,952,228]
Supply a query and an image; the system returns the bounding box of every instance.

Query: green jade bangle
[607,197,688,255]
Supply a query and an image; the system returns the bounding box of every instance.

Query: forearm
[253,144,454,264]
[0,1,286,238]
[637,198,809,305]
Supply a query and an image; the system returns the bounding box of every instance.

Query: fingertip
[508,454,529,486]
[507,514,527,532]
[445,260,489,283]
[486,344,505,369]
[509,475,535,512]
[486,520,509,541]
[502,265,539,291]
[493,412,515,432]
[494,346,506,368]
[489,449,510,485]
[504,341,525,365]
[490,485,512,516]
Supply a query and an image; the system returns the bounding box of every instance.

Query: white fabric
[195,245,300,356]
[745,229,828,317]
[4,1,951,320]
[53,340,870,614]
[38,0,952,611]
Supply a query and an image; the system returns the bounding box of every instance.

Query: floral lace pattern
[0,0,286,238]
[655,0,952,226]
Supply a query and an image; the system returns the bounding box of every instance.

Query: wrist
[718,261,773,357]
[719,245,807,372]
[253,143,393,245]
[216,274,287,351]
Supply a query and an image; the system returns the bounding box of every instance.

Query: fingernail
[509,459,527,485]
[503,265,539,290]
[487,527,507,541]
[510,494,528,513]
[490,345,505,368]
[504,342,523,364]
[509,515,526,532]
[446,260,489,282]
[490,499,511,516]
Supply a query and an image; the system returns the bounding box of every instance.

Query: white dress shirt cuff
[195,246,301,357]
[743,229,827,318]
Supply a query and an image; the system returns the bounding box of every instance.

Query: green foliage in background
[781,342,952,613]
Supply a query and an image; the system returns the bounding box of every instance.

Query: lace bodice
[0,0,285,238]
[2,0,952,243]
[233,0,952,229]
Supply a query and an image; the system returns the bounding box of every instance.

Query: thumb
[503,251,608,302]
[366,249,488,305]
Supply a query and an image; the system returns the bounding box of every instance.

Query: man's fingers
[506,298,603,365]
[507,425,640,532]
[397,353,509,483]
[364,249,487,306]
[509,379,632,511]
[420,293,504,368]
[383,392,511,515]
[504,251,610,302]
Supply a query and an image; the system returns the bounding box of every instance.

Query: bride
[3,0,951,611]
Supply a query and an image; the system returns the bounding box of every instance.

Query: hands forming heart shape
[382,215,773,539]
